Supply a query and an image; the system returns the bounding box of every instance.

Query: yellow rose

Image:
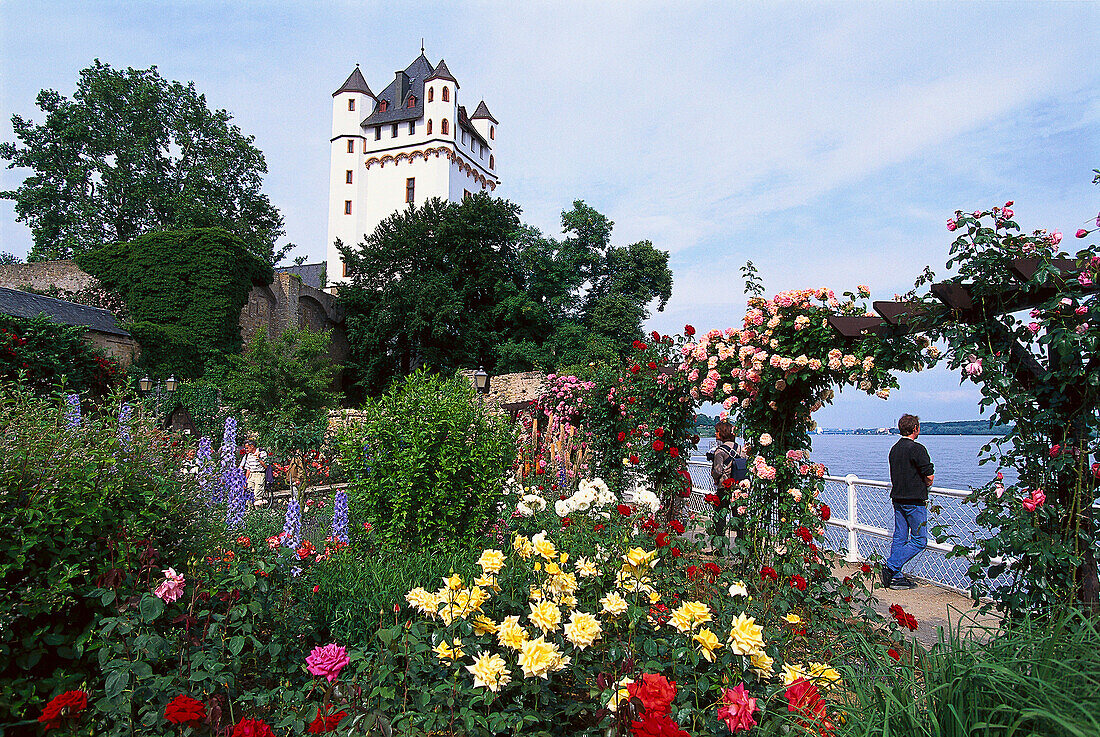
[782,662,809,686]
[474,574,500,592]
[559,594,578,609]
[472,614,498,636]
[466,651,511,692]
[728,613,765,656]
[496,616,528,651]
[809,661,842,688]
[600,592,629,617]
[605,677,634,708]
[547,571,578,597]
[624,547,658,569]
[544,562,561,576]
[575,557,599,578]
[477,549,506,575]
[529,586,544,602]
[528,600,562,633]
[518,636,564,679]
[693,628,721,662]
[513,535,533,560]
[559,552,569,565]
[433,638,463,662]
[404,587,439,617]
[443,573,463,590]
[531,531,558,561]
[784,613,802,625]
[750,651,774,677]
[564,610,602,649]
[669,601,712,633]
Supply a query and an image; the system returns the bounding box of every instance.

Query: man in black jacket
[882,414,934,590]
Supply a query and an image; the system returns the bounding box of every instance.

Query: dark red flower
[594,523,605,532]
[232,718,276,737]
[786,678,826,723]
[631,364,641,374]
[667,520,685,534]
[887,648,900,661]
[652,440,665,452]
[795,526,813,543]
[860,563,872,574]
[704,561,721,576]
[165,695,206,726]
[704,493,720,507]
[669,447,680,458]
[627,673,677,717]
[38,690,88,731]
[670,547,682,558]
[651,330,662,342]
[684,325,696,336]
[617,431,627,442]
[561,517,572,528]
[617,504,633,517]
[760,566,778,581]
[655,532,670,547]
[630,454,640,465]
[655,428,665,438]
[889,603,918,630]
[686,565,701,581]
[307,707,348,734]
[820,503,831,521]
[630,713,691,737]
[789,575,807,591]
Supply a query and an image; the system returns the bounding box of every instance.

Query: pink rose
[1022,488,1045,512]
[717,683,758,733]
[947,218,957,231]
[994,483,1004,498]
[1079,271,1094,287]
[1076,229,1089,238]
[1051,230,1062,245]
[154,567,186,603]
[1028,322,1040,334]
[306,643,350,682]
[964,356,983,377]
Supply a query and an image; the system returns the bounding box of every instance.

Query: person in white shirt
[238,439,268,504]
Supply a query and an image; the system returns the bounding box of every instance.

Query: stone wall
[86,330,141,368]
[0,260,96,293]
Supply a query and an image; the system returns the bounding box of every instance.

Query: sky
[2,1,1097,428]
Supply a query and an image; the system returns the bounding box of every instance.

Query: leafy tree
[77,227,272,378]
[208,325,338,448]
[0,252,20,265]
[1,60,286,263]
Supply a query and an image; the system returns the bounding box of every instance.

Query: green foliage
[209,325,338,450]
[0,59,285,262]
[77,227,272,378]
[337,196,673,397]
[0,383,214,724]
[0,313,120,398]
[337,370,516,551]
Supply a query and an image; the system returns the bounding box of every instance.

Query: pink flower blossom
[964,356,983,377]
[154,568,185,603]
[1080,271,1094,287]
[1077,229,1089,238]
[1028,322,1041,334]
[306,643,350,682]
[1076,305,1087,315]
[1050,230,1062,245]
[717,683,758,733]
[946,219,957,231]
[1022,488,1046,512]
[1076,323,1089,334]
[994,483,1005,498]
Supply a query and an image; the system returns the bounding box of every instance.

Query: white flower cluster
[629,485,662,516]
[516,493,548,517]
[554,478,616,518]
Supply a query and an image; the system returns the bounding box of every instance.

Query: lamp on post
[474,366,490,395]
[138,376,153,395]
[165,375,178,393]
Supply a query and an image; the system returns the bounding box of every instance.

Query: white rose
[554,499,571,518]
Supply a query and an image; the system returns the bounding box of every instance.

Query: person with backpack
[709,419,748,538]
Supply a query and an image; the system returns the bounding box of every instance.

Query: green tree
[77,227,272,378]
[209,325,338,447]
[1,60,286,262]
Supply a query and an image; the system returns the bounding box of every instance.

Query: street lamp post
[474,366,491,395]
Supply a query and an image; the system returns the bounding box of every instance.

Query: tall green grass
[836,611,1100,737]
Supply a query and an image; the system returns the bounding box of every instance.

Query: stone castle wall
[0,260,96,293]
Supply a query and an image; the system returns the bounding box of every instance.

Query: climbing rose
[789,575,807,591]
[946,218,957,231]
[1076,229,1088,238]
[164,695,206,726]
[1022,488,1046,511]
[760,566,777,581]
[306,643,350,682]
[717,683,758,733]
[820,503,831,521]
[38,690,88,731]
[684,325,696,336]
[652,440,665,452]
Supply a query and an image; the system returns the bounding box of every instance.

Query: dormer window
[442,87,450,102]
[348,99,355,111]
[406,96,416,108]
[379,100,388,112]
[428,87,434,102]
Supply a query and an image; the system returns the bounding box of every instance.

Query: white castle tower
[326,53,500,285]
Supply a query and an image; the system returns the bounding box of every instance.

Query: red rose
[629,455,640,465]
[630,713,691,737]
[1050,444,1061,457]
[786,678,825,722]
[38,690,88,731]
[617,431,627,442]
[722,478,734,488]
[647,361,658,370]
[704,561,721,576]
[652,440,665,452]
[561,517,572,528]
[594,523,605,531]
[165,695,207,726]
[760,566,778,581]
[684,325,696,336]
[789,575,807,591]
[670,547,682,557]
[669,447,680,458]
[617,504,633,517]
[686,565,700,581]
[860,563,872,574]
[820,503,831,521]
[887,648,901,661]
[651,330,661,342]
[627,672,677,717]
[795,526,812,543]
[307,707,348,734]
[704,493,720,507]
[233,717,276,737]
[668,520,685,534]
[631,364,641,374]
[655,532,669,547]
[655,428,665,437]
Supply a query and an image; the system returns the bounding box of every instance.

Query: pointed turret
[470,101,498,124]
[426,59,459,87]
[333,65,373,97]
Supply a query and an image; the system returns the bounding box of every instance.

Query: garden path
[833,563,1000,648]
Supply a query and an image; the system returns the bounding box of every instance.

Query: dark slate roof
[273,262,327,290]
[361,53,436,127]
[471,100,498,124]
[457,105,490,148]
[333,65,373,97]
[0,286,129,336]
[425,59,458,86]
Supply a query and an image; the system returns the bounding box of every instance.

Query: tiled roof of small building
[0,286,129,336]
[273,262,327,290]
[470,101,498,124]
[360,53,435,127]
[333,65,373,98]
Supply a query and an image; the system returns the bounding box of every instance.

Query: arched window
[407,96,416,108]
[442,86,450,102]
[428,87,434,102]
[348,99,355,111]
[441,119,449,135]
[490,126,495,140]
[379,100,388,112]
[427,120,433,134]
[489,155,494,169]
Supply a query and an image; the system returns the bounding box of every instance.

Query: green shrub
[0,383,214,723]
[337,370,516,551]
[0,314,121,398]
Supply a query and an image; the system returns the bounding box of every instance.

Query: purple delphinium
[225,466,248,528]
[218,417,238,503]
[117,403,132,450]
[64,394,81,428]
[331,489,349,544]
[197,436,215,504]
[283,493,302,550]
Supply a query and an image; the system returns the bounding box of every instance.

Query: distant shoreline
[694,419,1011,437]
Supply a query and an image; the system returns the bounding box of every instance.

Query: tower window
[441,119,449,135]
[348,99,355,111]
[406,178,415,204]
[490,126,495,140]
[407,96,416,108]
[346,170,353,184]
[343,260,355,277]
[347,139,355,153]
[427,120,433,134]
[489,155,494,169]
[409,121,415,134]
[442,87,450,102]
[462,131,468,145]
[391,124,398,138]
[375,126,381,140]
[344,200,352,215]
[379,100,388,112]
[428,87,434,102]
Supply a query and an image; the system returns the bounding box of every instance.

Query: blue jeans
[886,502,927,575]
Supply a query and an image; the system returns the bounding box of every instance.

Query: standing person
[709,419,747,538]
[882,414,934,590]
[239,438,268,506]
